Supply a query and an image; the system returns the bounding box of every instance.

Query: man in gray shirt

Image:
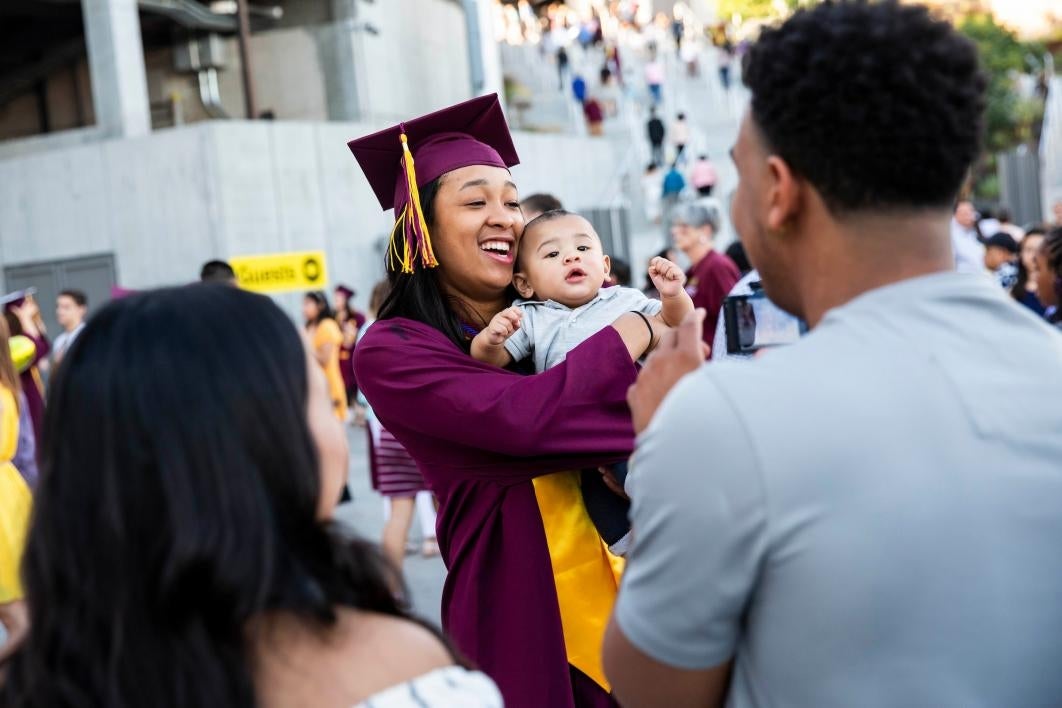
[603,3,1062,707]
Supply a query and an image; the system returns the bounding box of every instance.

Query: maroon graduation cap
[347,93,520,273]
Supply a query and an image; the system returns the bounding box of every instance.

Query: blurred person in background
[661,161,687,231]
[3,295,47,458]
[983,233,1019,289]
[333,284,365,420]
[303,291,348,423]
[642,163,664,224]
[671,202,740,348]
[1011,228,1047,316]
[557,45,570,91]
[1034,227,1062,328]
[646,107,666,167]
[670,113,690,165]
[690,154,718,196]
[1052,198,1062,227]
[645,56,665,105]
[199,259,237,284]
[0,285,501,707]
[584,95,606,136]
[950,199,985,273]
[0,316,31,663]
[996,206,1024,240]
[521,193,563,222]
[51,289,87,367]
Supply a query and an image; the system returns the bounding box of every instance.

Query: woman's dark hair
[377,178,504,351]
[1011,228,1046,304]
[304,290,334,326]
[1,285,406,708]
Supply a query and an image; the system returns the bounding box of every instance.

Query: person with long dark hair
[1012,228,1047,316]
[303,291,348,422]
[0,285,501,707]
[349,95,665,708]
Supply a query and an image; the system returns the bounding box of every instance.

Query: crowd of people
[2,1,1062,707]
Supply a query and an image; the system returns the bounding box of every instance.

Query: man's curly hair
[742,0,987,213]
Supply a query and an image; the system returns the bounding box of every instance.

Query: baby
[471,210,694,555]
[471,210,694,370]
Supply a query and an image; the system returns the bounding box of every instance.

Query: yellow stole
[533,471,625,692]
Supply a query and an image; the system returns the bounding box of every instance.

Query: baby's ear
[513,272,535,299]
[602,254,612,278]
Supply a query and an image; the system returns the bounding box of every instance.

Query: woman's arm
[355,320,642,480]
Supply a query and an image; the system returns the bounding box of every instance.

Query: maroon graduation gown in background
[354,318,637,708]
[685,250,741,348]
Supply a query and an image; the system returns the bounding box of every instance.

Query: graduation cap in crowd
[347,93,520,273]
[1,288,37,311]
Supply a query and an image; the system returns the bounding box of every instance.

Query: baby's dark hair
[518,210,596,266]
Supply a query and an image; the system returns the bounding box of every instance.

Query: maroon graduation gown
[354,317,637,708]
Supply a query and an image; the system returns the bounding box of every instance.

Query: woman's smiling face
[430,164,525,304]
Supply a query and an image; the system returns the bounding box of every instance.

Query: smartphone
[723,285,806,355]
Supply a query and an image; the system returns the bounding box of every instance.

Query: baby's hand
[648,257,686,298]
[482,307,523,346]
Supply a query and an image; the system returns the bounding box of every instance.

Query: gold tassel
[400,133,438,269]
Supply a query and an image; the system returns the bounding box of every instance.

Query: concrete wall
[0,119,625,314]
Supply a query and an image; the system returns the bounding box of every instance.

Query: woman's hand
[627,308,708,435]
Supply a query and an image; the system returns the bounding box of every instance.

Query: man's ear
[513,271,536,299]
[764,155,802,233]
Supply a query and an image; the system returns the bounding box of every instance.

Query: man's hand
[627,308,708,434]
[648,256,687,299]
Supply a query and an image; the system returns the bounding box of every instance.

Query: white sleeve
[614,370,768,669]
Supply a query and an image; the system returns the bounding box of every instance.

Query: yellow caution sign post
[230,250,329,294]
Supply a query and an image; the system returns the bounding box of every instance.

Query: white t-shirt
[617,272,1062,708]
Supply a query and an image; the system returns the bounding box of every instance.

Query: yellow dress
[313,319,349,421]
[0,385,31,604]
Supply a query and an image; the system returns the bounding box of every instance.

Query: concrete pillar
[322,0,362,121]
[463,0,504,105]
[81,0,151,138]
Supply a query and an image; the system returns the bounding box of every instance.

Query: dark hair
[742,0,987,213]
[304,291,334,326]
[1011,230,1045,304]
[378,179,474,350]
[200,260,236,283]
[520,193,564,216]
[609,258,632,287]
[725,241,752,274]
[368,279,392,316]
[1042,228,1062,323]
[58,289,88,308]
[1,285,406,708]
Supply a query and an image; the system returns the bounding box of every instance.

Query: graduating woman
[349,95,667,708]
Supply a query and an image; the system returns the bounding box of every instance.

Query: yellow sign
[230,250,329,294]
